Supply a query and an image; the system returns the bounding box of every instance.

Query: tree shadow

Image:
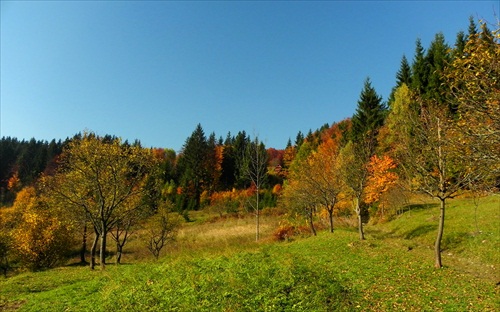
[397,203,438,215]
[404,224,437,239]
[367,227,400,239]
[442,232,468,251]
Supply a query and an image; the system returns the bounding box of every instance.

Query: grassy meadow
[0,196,499,311]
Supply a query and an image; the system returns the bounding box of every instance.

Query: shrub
[273,222,296,241]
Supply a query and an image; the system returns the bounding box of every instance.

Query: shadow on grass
[404,224,437,239]
[397,203,438,215]
[367,227,400,239]
[442,232,468,251]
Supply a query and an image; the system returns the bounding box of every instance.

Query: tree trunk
[90,231,98,270]
[308,207,317,236]
[434,118,445,269]
[80,223,87,264]
[255,189,260,241]
[116,242,122,264]
[328,208,334,233]
[356,197,365,240]
[99,230,107,269]
[434,198,445,268]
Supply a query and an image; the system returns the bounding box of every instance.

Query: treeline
[0,137,64,204]
[0,17,498,272]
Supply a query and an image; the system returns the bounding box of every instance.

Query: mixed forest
[0,17,498,285]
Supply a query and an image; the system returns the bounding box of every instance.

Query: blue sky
[1,1,497,151]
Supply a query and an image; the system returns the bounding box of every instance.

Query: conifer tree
[396,55,412,87]
[468,15,477,38]
[351,77,386,143]
[295,131,304,148]
[388,55,412,106]
[348,78,386,240]
[177,124,209,210]
[425,33,451,105]
[453,31,467,58]
[411,38,428,95]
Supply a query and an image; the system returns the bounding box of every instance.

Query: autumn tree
[364,154,399,221]
[445,21,500,179]
[338,141,371,240]
[46,133,156,269]
[395,97,483,268]
[207,133,224,192]
[10,187,75,270]
[281,178,318,236]
[305,138,344,233]
[143,201,180,260]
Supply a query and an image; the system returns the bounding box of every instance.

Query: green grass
[1,196,499,311]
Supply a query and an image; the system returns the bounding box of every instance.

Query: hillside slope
[1,196,498,311]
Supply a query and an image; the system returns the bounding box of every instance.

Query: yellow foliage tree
[45,133,156,269]
[10,187,75,270]
[445,21,500,179]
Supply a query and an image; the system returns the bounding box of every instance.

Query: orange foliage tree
[365,155,399,220]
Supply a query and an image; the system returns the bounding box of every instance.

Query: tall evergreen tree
[396,55,412,87]
[425,32,451,104]
[220,134,236,190]
[453,31,467,58]
[351,77,386,143]
[347,79,385,240]
[233,131,250,188]
[411,38,428,95]
[295,131,304,148]
[468,15,477,38]
[388,55,412,107]
[177,124,209,210]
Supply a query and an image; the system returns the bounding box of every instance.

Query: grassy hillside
[1,196,498,311]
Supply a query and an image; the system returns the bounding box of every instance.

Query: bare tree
[242,136,268,241]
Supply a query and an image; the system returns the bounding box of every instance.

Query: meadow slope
[0,196,498,311]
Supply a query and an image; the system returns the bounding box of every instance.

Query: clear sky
[1,1,497,151]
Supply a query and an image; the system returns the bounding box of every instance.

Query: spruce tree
[453,31,467,58]
[411,38,428,95]
[396,55,412,87]
[425,32,451,104]
[388,55,412,107]
[295,131,304,148]
[177,124,209,210]
[468,15,477,38]
[351,77,386,142]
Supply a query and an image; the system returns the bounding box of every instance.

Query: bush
[272,222,296,241]
[10,187,75,271]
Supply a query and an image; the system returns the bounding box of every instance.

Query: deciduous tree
[46,133,155,269]
[242,136,268,241]
[395,98,483,268]
[143,201,179,260]
[10,187,75,270]
[445,21,500,178]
